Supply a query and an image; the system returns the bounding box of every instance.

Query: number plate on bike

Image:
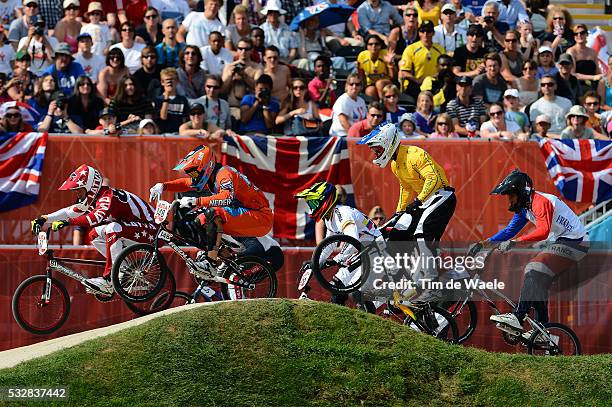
[154,200,171,224]
[38,232,48,255]
[298,267,312,291]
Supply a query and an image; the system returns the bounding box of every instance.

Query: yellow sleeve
[415,150,443,202]
[399,45,413,72]
[420,76,433,91]
[397,184,416,212]
[357,50,368,65]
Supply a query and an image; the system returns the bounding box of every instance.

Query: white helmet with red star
[59,164,104,207]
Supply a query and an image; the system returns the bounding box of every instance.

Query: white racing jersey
[324,205,382,241]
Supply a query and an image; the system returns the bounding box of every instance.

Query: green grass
[0,300,610,407]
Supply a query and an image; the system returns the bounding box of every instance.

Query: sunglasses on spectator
[89,11,102,16]
[437,122,449,126]
[5,112,21,118]
[145,14,159,19]
[541,82,555,87]
[384,94,396,99]
[505,38,517,43]
[237,46,252,51]
[574,31,587,37]
[293,85,306,90]
[109,55,121,60]
[142,54,156,59]
[372,216,385,221]
[206,84,220,89]
[467,32,483,37]
[585,101,599,106]
[420,29,434,34]
[552,16,564,20]
[122,28,134,32]
[184,51,197,55]
[65,6,79,11]
[442,11,455,16]
[78,82,92,87]
[367,42,381,47]
[489,110,503,116]
[190,111,204,116]
[348,82,361,87]
[405,13,417,18]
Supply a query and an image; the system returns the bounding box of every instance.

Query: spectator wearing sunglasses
[389,5,420,57]
[348,101,384,138]
[0,104,34,132]
[9,0,41,51]
[80,2,112,56]
[109,21,146,74]
[399,20,446,98]
[567,24,603,91]
[368,205,387,228]
[53,0,82,53]
[191,74,231,129]
[433,4,466,57]
[480,103,520,139]
[135,7,163,46]
[554,53,582,105]
[97,48,129,104]
[528,75,572,134]
[581,91,606,138]
[133,46,162,99]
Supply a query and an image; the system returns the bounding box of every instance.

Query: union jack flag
[0,132,48,212]
[538,138,612,203]
[222,134,353,240]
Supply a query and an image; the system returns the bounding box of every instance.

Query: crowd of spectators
[0,0,610,140]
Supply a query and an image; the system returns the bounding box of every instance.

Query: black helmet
[491,169,533,212]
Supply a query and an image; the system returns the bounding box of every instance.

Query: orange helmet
[173,145,216,189]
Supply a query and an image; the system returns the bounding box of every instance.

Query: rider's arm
[488,210,528,242]
[515,198,553,242]
[70,198,111,227]
[197,171,235,207]
[162,178,193,192]
[44,204,89,222]
[396,184,416,212]
[415,151,445,202]
[341,221,359,241]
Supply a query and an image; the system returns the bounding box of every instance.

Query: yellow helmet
[294,182,338,222]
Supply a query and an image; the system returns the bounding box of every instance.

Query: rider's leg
[197,208,224,262]
[89,225,107,258]
[515,269,553,323]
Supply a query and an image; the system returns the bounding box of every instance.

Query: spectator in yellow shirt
[399,20,445,99]
[357,34,396,100]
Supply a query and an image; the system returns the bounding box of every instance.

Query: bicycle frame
[37,230,107,297]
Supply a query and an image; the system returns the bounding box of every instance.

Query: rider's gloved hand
[322,259,339,268]
[467,241,484,257]
[498,240,515,253]
[149,183,164,202]
[51,220,70,231]
[31,216,47,234]
[178,196,197,208]
[405,198,422,213]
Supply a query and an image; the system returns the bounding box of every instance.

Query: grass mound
[0,299,610,406]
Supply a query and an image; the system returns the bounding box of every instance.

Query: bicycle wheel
[111,243,169,303]
[12,275,71,335]
[221,256,277,300]
[124,271,176,316]
[443,300,478,344]
[527,322,582,356]
[406,306,459,344]
[311,234,370,295]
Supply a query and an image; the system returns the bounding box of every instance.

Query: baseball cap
[419,20,435,32]
[504,89,519,98]
[189,103,205,115]
[535,114,551,124]
[441,3,456,13]
[467,24,485,37]
[77,32,92,42]
[139,118,155,129]
[23,0,39,5]
[99,107,116,117]
[63,0,79,8]
[558,53,573,65]
[86,1,103,15]
[538,45,553,54]
[456,76,472,86]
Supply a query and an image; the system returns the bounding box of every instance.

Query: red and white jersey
[519,191,587,242]
[46,187,155,227]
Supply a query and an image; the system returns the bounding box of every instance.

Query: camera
[234,62,245,72]
[52,91,68,110]
[484,16,494,24]
[259,88,270,99]
[31,15,46,36]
